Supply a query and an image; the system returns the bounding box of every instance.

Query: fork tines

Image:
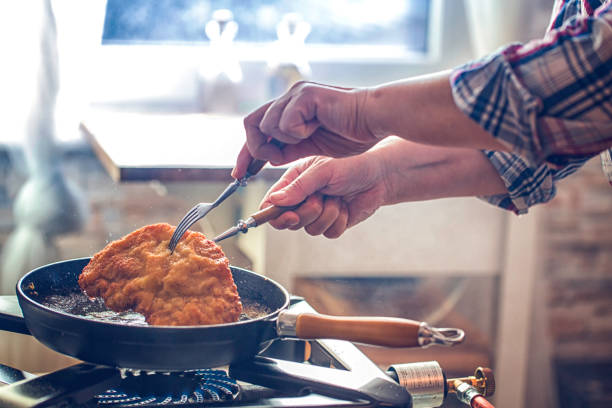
[168,204,203,252]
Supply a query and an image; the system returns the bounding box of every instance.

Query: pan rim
[16,257,290,331]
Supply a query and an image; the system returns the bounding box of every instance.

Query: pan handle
[0,296,30,335]
[277,311,464,348]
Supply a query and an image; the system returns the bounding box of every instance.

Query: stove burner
[96,369,239,407]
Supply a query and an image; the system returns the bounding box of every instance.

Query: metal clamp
[237,176,250,187]
[454,380,483,405]
[235,219,250,234]
[418,323,465,348]
[276,309,298,338]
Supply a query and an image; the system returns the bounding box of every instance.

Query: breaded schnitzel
[78,223,242,326]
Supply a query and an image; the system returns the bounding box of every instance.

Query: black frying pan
[0,258,463,370]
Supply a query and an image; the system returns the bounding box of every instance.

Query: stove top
[0,297,495,408]
[95,369,240,406]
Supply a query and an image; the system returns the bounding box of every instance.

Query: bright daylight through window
[102,0,431,54]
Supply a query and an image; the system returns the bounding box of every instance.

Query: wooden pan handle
[295,313,421,348]
[251,204,301,226]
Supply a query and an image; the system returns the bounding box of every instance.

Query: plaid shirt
[451,0,612,214]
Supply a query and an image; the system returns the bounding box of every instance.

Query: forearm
[369,138,508,205]
[364,71,509,152]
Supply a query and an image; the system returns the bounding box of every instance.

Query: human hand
[258,153,389,238]
[232,82,380,180]
[255,136,510,238]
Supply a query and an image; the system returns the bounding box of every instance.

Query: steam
[0,0,87,294]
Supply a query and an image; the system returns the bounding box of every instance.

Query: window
[102,0,432,55]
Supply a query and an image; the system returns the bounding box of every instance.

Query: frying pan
[0,258,464,371]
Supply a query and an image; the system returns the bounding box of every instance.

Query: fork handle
[246,158,269,177]
[245,139,285,177]
[251,204,301,226]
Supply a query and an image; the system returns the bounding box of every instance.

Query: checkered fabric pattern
[451,0,612,213]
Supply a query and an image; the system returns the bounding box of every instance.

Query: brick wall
[538,156,612,406]
[542,156,612,361]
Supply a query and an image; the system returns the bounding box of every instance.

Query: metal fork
[168,152,277,252]
[212,204,301,243]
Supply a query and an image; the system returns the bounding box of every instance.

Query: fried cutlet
[78,223,242,326]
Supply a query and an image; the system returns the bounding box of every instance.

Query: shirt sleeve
[451,2,612,168]
[452,1,612,213]
[477,150,588,214]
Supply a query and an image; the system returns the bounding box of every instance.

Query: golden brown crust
[78,223,242,326]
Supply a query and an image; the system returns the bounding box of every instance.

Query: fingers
[243,101,271,156]
[234,85,320,179]
[268,161,332,206]
[266,195,349,239]
[324,201,350,238]
[277,92,320,140]
[280,139,324,163]
[234,100,286,179]
[345,194,379,229]
[259,96,301,144]
[268,193,324,230]
[235,81,371,180]
[258,161,349,237]
[305,196,349,238]
[260,161,312,206]
[232,144,253,179]
[260,82,320,143]
[242,100,284,166]
[258,163,316,229]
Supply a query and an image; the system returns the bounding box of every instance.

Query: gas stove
[0,298,495,408]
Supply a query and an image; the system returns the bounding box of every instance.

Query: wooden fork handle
[251,204,301,226]
[295,314,422,348]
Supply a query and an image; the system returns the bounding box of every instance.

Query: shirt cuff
[478,150,557,214]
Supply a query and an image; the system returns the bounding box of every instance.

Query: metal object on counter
[387,362,496,408]
[454,380,496,408]
[417,322,465,348]
[455,380,483,406]
[213,204,300,243]
[387,361,446,408]
[448,366,496,397]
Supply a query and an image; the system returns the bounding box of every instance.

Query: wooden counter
[80,111,285,182]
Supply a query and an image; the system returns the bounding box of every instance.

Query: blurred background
[0,1,610,407]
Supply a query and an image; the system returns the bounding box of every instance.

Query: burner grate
[96,369,239,407]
